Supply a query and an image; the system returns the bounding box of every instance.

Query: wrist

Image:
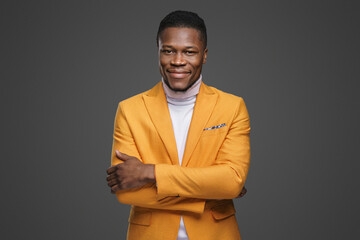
[143,164,156,183]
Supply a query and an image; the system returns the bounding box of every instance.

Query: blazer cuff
[155,164,179,198]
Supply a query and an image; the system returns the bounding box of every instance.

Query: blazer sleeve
[155,98,251,200]
[111,102,206,214]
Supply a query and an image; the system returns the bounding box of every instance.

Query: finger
[107,179,118,187]
[106,165,118,175]
[115,150,131,161]
[110,185,118,194]
[239,187,247,197]
[111,184,121,192]
[235,187,247,198]
[115,150,122,159]
[106,174,117,181]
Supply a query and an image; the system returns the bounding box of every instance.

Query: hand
[106,150,155,193]
[236,186,247,198]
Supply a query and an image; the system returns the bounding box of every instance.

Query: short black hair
[157,10,207,48]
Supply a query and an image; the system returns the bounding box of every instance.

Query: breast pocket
[202,124,228,137]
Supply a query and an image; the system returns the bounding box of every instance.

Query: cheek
[190,59,203,71]
[158,61,167,76]
[159,60,168,70]
[159,55,169,65]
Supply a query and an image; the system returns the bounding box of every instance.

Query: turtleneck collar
[162,75,202,100]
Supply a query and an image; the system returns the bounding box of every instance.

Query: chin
[170,82,193,92]
[166,79,191,92]
[169,86,187,92]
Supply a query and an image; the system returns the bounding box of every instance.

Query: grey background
[1,0,359,239]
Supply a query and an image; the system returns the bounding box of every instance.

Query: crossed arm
[106,151,247,192]
[106,99,250,213]
[106,151,247,213]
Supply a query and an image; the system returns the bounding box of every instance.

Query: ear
[202,48,208,64]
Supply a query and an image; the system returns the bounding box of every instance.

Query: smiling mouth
[167,70,190,79]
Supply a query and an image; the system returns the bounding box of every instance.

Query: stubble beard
[163,76,199,92]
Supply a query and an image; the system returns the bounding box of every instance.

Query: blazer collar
[182,82,218,166]
[143,82,218,166]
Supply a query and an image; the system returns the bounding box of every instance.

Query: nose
[170,52,186,66]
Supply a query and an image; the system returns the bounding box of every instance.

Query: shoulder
[204,84,247,111]
[209,85,244,101]
[117,82,161,110]
[118,92,145,108]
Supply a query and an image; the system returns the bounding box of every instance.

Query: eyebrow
[161,45,198,49]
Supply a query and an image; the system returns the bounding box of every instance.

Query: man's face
[158,27,208,92]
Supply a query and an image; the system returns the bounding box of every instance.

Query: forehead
[158,27,204,48]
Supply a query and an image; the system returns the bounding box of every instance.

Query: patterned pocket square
[203,123,226,131]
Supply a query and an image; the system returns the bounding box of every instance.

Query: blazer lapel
[182,83,218,167]
[143,82,179,165]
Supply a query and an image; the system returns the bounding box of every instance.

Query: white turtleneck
[162,75,202,240]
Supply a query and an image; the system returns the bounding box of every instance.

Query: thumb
[115,150,130,161]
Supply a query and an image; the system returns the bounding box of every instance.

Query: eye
[185,50,197,55]
[161,49,173,54]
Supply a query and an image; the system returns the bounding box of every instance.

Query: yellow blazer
[111,81,251,240]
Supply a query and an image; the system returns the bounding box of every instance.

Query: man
[106,10,250,240]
